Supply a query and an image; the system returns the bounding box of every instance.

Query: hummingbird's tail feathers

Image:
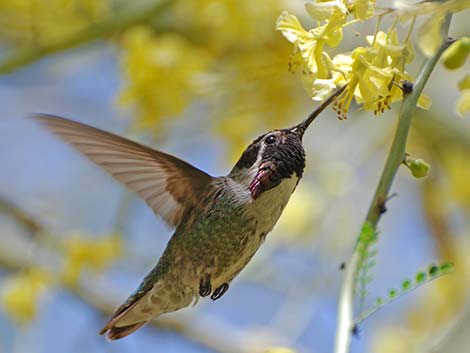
[99,287,152,339]
[99,278,195,339]
[105,321,149,341]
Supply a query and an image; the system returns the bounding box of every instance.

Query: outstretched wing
[34,114,214,227]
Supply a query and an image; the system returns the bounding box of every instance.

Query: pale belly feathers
[208,175,299,288]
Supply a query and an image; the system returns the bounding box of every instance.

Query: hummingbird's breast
[188,176,298,287]
[157,174,299,296]
[245,175,299,235]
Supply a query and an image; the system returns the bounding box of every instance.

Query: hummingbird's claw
[211,283,229,301]
[199,274,212,297]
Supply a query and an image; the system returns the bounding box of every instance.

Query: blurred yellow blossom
[276,184,321,239]
[456,75,470,117]
[119,26,210,131]
[211,43,305,157]
[456,90,470,117]
[442,148,470,208]
[117,1,307,156]
[62,233,122,286]
[418,13,446,57]
[410,0,470,56]
[372,326,420,353]
[1,268,51,325]
[0,0,109,46]
[173,0,282,52]
[264,348,297,353]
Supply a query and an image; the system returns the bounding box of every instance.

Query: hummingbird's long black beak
[291,84,347,139]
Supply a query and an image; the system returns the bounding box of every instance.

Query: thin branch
[0,197,43,235]
[333,15,453,353]
[0,0,171,75]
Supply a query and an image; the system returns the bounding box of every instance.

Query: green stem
[333,14,453,353]
[0,0,171,75]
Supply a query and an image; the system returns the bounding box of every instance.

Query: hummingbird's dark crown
[231,128,305,179]
[230,85,348,185]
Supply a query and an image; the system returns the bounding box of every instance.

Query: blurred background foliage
[0,1,468,353]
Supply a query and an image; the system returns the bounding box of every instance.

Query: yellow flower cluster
[456,75,470,117]
[1,268,51,325]
[119,26,211,131]
[172,0,282,52]
[0,0,109,46]
[276,1,434,118]
[397,0,469,57]
[118,0,307,158]
[61,233,122,286]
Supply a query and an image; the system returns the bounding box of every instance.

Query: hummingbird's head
[229,85,347,199]
[229,128,305,199]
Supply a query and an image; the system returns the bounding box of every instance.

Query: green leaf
[402,279,411,291]
[439,262,454,273]
[356,222,379,312]
[428,265,439,276]
[416,272,427,283]
[355,261,454,326]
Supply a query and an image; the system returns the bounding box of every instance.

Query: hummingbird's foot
[211,283,229,301]
[199,274,212,297]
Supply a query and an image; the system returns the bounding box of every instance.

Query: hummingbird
[34,85,345,340]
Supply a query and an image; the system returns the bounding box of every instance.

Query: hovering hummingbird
[34,85,345,340]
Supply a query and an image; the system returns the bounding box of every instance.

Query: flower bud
[407,158,430,178]
[442,37,469,70]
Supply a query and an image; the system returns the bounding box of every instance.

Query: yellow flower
[305,0,348,22]
[62,233,122,286]
[331,45,396,117]
[456,75,470,117]
[329,29,430,117]
[0,0,109,46]
[1,269,51,325]
[349,0,376,20]
[414,1,470,56]
[418,13,446,57]
[119,26,210,131]
[276,11,346,78]
[172,0,283,52]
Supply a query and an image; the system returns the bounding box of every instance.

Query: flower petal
[417,93,432,110]
[418,13,445,57]
[456,89,470,117]
[305,0,347,22]
[276,11,311,43]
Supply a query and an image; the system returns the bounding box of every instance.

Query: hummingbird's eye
[265,135,277,144]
